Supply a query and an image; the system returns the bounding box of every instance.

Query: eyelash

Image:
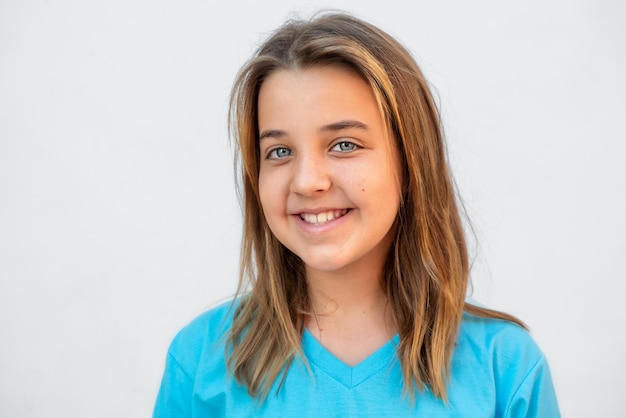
[266,147,292,159]
[264,141,360,160]
[331,141,359,152]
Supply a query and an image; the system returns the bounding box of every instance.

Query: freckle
[361,188,365,192]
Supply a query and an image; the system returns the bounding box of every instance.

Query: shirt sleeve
[505,354,560,418]
[153,352,195,418]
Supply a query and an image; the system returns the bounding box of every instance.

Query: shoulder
[166,299,238,376]
[153,299,243,417]
[458,311,542,360]
[456,311,545,385]
[453,312,560,417]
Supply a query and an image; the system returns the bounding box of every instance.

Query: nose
[290,152,331,196]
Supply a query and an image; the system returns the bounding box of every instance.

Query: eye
[331,141,358,152]
[267,147,292,159]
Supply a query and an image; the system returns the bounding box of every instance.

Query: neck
[306,265,384,311]
[305,262,396,339]
[304,263,397,366]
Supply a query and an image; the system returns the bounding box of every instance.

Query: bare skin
[305,261,397,366]
[258,66,401,366]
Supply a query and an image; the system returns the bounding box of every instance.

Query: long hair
[227,11,523,401]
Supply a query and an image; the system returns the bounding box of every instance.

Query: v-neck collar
[302,329,400,389]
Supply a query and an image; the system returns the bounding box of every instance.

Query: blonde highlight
[227,11,524,401]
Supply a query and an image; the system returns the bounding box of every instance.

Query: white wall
[1,1,624,416]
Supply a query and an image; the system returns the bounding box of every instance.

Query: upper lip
[292,207,349,215]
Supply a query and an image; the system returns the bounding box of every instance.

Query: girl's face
[257,65,402,278]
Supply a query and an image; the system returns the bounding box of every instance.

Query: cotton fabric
[153,300,560,417]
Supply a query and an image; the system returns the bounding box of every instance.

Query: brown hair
[227,11,523,401]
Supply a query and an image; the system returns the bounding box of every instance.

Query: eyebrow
[258,129,285,140]
[258,119,369,140]
[319,120,369,133]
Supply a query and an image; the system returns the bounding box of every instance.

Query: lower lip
[293,210,352,233]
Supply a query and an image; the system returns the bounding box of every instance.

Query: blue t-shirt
[153,300,560,417]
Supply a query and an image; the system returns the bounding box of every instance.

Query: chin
[302,256,356,275]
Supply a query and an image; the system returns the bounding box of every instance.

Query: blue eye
[267,147,292,159]
[331,141,358,152]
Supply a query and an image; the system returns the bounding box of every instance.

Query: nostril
[291,161,332,195]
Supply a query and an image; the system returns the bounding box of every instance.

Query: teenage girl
[154,12,560,417]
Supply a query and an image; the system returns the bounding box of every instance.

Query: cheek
[258,169,284,215]
[258,174,272,214]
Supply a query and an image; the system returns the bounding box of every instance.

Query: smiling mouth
[299,209,349,225]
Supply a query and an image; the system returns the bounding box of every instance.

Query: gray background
[1,0,624,416]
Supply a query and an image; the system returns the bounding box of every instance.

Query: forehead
[257,66,383,131]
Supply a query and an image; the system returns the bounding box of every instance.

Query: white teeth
[300,209,348,225]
